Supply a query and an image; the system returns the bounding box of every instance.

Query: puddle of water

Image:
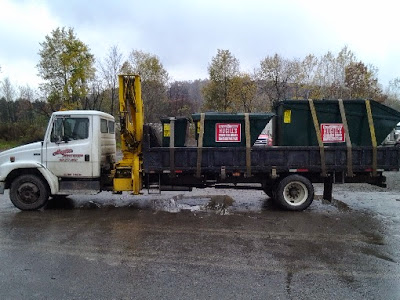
[205,195,234,215]
[153,195,204,213]
[152,194,235,214]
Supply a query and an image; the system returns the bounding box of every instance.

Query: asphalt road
[0,173,399,299]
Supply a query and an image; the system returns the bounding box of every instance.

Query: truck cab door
[44,115,93,178]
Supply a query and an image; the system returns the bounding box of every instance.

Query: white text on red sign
[215,123,241,142]
[321,123,345,143]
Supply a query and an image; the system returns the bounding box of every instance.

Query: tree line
[1,26,400,144]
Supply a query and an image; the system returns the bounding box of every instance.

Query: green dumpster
[191,112,275,147]
[160,117,188,147]
[274,99,400,146]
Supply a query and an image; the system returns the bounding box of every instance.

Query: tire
[274,175,314,211]
[10,174,49,211]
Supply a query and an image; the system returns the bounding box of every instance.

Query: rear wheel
[10,174,49,211]
[274,175,314,211]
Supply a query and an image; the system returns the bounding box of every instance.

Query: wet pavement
[0,173,399,299]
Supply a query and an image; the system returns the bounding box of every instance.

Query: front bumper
[0,182,5,194]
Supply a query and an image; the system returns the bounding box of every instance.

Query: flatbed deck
[144,146,399,175]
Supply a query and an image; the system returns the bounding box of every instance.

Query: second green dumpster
[191,112,275,147]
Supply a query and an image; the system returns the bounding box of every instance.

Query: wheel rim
[282,181,308,206]
[17,182,40,204]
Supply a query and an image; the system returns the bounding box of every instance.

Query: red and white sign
[321,123,345,143]
[215,123,241,142]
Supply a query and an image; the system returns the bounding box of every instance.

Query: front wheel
[274,175,314,211]
[10,174,49,211]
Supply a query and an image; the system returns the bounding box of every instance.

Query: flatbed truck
[0,75,399,211]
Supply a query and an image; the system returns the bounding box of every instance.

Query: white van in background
[382,122,400,146]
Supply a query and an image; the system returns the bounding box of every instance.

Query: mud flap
[323,176,333,202]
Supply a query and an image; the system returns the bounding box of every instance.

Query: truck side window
[50,118,89,143]
[71,118,89,140]
[51,118,64,143]
[101,119,115,134]
[101,119,108,133]
[108,121,115,134]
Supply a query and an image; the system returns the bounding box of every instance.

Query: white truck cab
[0,110,116,210]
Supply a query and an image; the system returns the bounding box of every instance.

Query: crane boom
[113,75,144,194]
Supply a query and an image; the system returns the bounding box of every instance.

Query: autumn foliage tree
[345,61,382,100]
[229,73,257,112]
[123,50,169,122]
[203,49,239,111]
[258,53,296,104]
[37,27,95,110]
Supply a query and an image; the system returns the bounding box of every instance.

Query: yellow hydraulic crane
[113,75,144,194]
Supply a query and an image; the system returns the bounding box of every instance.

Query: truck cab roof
[52,110,114,120]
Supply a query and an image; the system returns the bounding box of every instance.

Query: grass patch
[0,140,20,151]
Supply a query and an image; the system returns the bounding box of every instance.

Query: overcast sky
[0,0,399,90]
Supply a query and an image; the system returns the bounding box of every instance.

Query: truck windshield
[51,118,89,143]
